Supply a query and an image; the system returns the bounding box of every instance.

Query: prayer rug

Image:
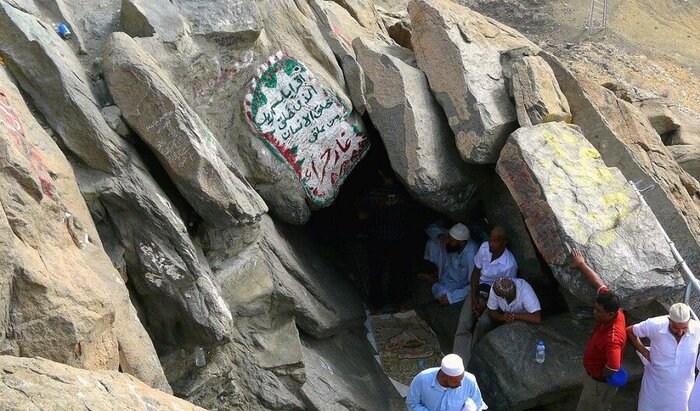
[370,311,442,386]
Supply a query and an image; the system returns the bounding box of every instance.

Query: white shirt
[486,278,541,313]
[474,242,517,286]
[406,367,487,411]
[689,354,700,411]
[632,316,700,411]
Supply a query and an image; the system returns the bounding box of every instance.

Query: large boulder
[541,52,700,281]
[354,38,478,219]
[510,55,571,127]
[172,0,263,42]
[120,0,186,43]
[0,66,169,392]
[496,122,683,308]
[471,314,644,410]
[103,32,268,227]
[0,356,203,410]
[0,4,234,348]
[310,0,391,115]
[129,0,366,224]
[408,0,539,164]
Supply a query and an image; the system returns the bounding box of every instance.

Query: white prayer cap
[449,223,470,242]
[440,354,465,377]
[669,303,691,323]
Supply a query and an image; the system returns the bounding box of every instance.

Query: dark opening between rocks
[307,114,568,356]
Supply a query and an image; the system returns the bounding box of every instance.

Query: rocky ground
[0,0,698,410]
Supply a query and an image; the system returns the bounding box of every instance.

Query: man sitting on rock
[453,226,517,365]
[406,353,487,411]
[419,222,479,306]
[480,277,541,341]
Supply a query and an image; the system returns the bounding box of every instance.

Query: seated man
[420,222,479,306]
[453,226,517,365]
[467,277,542,351]
[406,354,487,411]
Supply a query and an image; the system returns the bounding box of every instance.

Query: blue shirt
[406,368,485,411]
[424,225,479,304]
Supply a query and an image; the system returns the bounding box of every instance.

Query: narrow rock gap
[129,133,203,234]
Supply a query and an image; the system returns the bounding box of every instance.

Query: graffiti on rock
[0,90,54,199]
[244,51,368,207]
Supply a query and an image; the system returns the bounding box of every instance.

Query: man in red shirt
[571,249,626,411]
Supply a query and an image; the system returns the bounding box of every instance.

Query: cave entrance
[306,116,491,355]
[305,115,568,360]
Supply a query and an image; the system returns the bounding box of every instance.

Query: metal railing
[586,0,609,35]
[630,181,700,320]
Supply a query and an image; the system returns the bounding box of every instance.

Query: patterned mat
[370,312,442,386]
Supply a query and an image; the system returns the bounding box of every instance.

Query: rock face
[120,0,186,43]
[103,32,268,227]
[163,215,381,410]
[670,145,700,181]
[0,356,203,410]
[0,3,234,348]
[0,66,169,392]
[259,216,365,337]
[471,315,644,410]
[173,0,263,42]
[408,0,539,164]
[299,330,402,410]
[354,38,478,218]
[510,55,571,127]
[542,52,700,281]
[497,122,682,308]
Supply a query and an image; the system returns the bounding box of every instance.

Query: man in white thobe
[689,353,700,411]
[627,303,700,411]
[421,223,479,306]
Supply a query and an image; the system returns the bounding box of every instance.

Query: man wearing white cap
[627,303,700,411]
[420,222,479,306]
[406,354,487,411]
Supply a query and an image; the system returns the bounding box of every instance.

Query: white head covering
[440,354,465,377]
[448,223,470,242]
[669,303,691,323]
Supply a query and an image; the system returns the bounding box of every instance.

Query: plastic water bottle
[194,346,206,367]
[55,23,71,39]
[535,340,545,364]
[417,359,426,370]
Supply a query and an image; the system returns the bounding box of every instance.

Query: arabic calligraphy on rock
[245,53,369,207]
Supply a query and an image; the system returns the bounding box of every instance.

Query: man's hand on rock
[502,312,515,323]
[571,248,586,270]
[438,295,449,306]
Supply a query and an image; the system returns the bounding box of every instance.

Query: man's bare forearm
[514,311,542,324]
[626,326,650,360]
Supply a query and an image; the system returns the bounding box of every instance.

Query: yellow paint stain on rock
[579,147,601,161]
[596,230,618,246]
